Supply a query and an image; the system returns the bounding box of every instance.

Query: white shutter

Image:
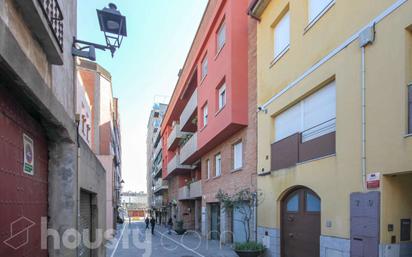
[275,103,301,141]
[308,0,333,23]
[274,11,290,58]
[275,81,336,142]
[302,81,336,141]
[233,142,243,170]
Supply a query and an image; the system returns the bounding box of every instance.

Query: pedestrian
[167,217,173,235]
[145,216,150,229]
[150,216,156,235]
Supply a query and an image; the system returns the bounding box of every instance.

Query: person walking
[145,216,150,229]
[167,217,173,235]
[150,216,156,235]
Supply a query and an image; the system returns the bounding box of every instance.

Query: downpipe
[358,24,375,192]
[361,46,367,192]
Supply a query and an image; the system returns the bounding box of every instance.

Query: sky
[77,1,208,193]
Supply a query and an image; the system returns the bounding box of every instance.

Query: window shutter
[301,81,336,141]
[275,103,301,141]
[274,11,290,58]
[308,0,333,23]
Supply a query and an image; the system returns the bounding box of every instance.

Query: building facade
[77,59,122,237]
[161,0,257,243]
[121,191,148,218]
[146,103,169,223]
[250,0,412,256]
[0,1,108,257]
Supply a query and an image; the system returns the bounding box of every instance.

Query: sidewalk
[154,224,238,257]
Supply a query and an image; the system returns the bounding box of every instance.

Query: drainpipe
[358,24,375,192]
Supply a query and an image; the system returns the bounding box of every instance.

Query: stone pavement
[106,221,238,257]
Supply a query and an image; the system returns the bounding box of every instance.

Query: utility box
[350,191,380,257]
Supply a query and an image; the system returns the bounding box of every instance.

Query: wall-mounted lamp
[72,3,127,61]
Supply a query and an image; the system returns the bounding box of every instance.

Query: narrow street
[106,222,237,257]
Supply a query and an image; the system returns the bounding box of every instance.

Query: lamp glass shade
[97,7,127,36]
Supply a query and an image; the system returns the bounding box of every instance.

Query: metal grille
[37,0,64,50]
[79,192,92,257]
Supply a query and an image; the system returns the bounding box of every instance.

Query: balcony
[180,132,198,164]
[153,141,162,161]
[180,89,198,132]
[271,120,336,171]
[154,179,168,194]
[167,154,193,177]
[15,0,64,64]
[178,186,190,200]
[152,161,162,178]
[167,123,187,150]
[189,180,202,198]
[177,180,202,201]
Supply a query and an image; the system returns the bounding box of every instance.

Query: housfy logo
[3,216,36,250]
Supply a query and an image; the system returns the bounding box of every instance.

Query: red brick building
[161,0,257,243]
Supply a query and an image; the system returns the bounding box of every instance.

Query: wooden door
[281,188,321,257]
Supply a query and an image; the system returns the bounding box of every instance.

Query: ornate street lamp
[72,3,127,61]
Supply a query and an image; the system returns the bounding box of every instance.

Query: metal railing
[37,0,64,50]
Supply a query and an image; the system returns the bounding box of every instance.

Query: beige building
[77,59,123,236]
[249,0,412,256]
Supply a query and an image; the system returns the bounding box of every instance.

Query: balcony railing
[167,154,192,176]
[177,180,202,200]
[167,123,187,150]
[180,89,198,132]
[189,180,202,198]
[37,0,64,50]
[178,186,190,200]
[15,0,64,64]
[180,132,198,164]
[271,120,336,171]
[154,179,168,194]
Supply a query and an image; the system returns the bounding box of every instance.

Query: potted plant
[216,188,266,257]
[174,220,186,235]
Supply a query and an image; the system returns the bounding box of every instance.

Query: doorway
[210,203,220,240]
[281,187,321,257]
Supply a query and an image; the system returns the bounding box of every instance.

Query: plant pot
[174,229,187,235]
[234,249,265,257]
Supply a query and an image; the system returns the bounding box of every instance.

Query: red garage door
[0,87,48,257]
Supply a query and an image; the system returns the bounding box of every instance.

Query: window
[275,81,336,142]
[217,22,226,53]
[409,85,412,134]
[274,11,290,59]
[286,194,299,212]
[206,159,211,179]
[201,55,208,80]
[218,84,226,110]
[308,0,334,24]
[203,104,208,127]
[306,192,321,212]
[233,141,243,170]
[215,153,221,177]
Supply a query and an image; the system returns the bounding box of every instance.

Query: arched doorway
[281,187,321,257]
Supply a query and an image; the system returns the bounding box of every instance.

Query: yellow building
[249,0,412,256]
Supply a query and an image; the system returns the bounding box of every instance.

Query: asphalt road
[106,221,237,257]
